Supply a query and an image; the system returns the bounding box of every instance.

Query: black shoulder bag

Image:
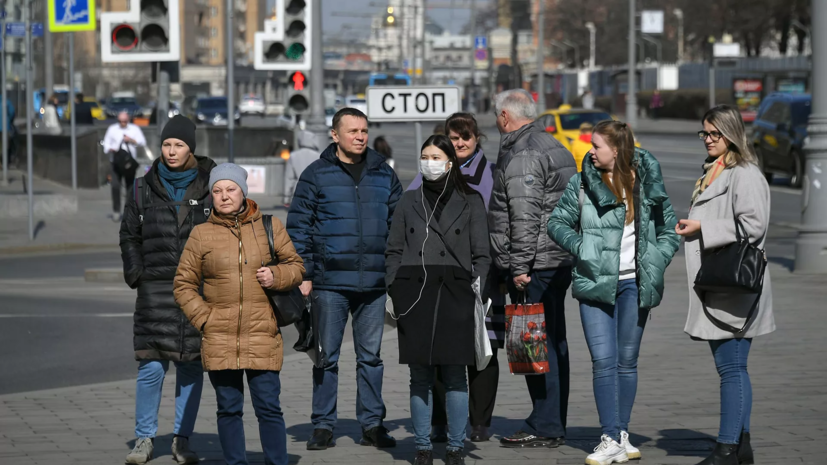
[261,214,304,327]
[694,216,767,333]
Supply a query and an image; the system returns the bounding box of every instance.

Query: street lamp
[673,9,684,63]
[585,22,596,69]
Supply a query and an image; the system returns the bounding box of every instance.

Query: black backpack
[133,176,212,224]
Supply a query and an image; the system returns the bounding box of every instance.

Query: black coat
[119,155,216,361]
[385,187,491,366]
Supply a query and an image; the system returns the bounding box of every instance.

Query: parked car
[65,97,106,121]
[239,94,266,116]
[539,105,640,153]
[105,95,143,119]
[752,92,811,187]
[194,97,241,126]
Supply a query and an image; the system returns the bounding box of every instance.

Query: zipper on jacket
[355,184,364,291]
[235,217,243,370]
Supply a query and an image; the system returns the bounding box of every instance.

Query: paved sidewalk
[1,256,824,464]
[0,170,288,255]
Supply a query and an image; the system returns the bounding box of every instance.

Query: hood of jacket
[296,130,322,151]
[581,147,669,208]
[209,198,262,228]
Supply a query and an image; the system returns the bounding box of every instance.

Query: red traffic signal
[291,71,306,91]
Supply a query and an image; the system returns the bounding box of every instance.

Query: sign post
[367,86,461,151]
[1,12,7,187]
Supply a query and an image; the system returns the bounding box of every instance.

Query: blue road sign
[5,23,24,37]
[32,23,43,37]
[475,36,487,50]
[48,0,96,32]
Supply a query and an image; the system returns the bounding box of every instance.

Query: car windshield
[110,97,137,106]
[244,97,263,103]
[86,101,99,108]
[347,99,366,105]
[372,77,410,86]
[198,98,228,110]
[558,112,612,130]
[325,108,336,115]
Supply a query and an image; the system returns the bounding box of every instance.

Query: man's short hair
[333,107,368,131]
[493,89,538,122]
[76,92,84,101]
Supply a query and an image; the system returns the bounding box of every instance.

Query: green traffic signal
[286,43,305,60]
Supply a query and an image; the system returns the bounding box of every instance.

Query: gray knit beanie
[209,163,248,197]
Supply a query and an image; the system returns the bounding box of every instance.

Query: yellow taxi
[539,105,640,170]
[65,97,106,121]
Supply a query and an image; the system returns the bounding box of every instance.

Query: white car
[325,108,336,128]
[239,95,266,116]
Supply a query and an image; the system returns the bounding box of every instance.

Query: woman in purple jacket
[408,113,501,443]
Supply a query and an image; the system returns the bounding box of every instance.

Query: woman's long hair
[702,105,756,166]
[420,134,474,195]
[593,120,637,224]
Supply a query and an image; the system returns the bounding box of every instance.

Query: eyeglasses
[698,130,724,142]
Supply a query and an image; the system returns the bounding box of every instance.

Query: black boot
[306,429,335,451]
[361,425,397,448]
[445,449,465,465]
[413,449,433,465]
[696,442,739,465]
[737,432,754,464]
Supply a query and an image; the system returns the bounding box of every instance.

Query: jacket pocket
[268,314,278,338]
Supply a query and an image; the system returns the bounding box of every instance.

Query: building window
[211,6,218,17]
[211,49,218,58]
[211,27,218,37]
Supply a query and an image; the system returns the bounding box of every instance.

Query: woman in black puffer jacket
[119,116,215,465]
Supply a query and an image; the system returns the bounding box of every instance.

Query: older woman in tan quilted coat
[174,163,304,465]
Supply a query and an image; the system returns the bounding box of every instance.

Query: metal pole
[709,63,715,108]
[625,0,637,127]
[536,0,545,112]
[586,22,596,69]
[674,9,684,63]
[157,69,170,132]
[307,0,326,139]
[794,0,827,273]
[25,0,33,240]
[467,0,476,113]
[69,32,76,190]
[419,0,426,84]
[226,0,234,162]
[1,9,8,187]
[43,0,52,99]
[414,121,422,154]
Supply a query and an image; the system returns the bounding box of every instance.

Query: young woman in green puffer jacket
[548,120,680,465]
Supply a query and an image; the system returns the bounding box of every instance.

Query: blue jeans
[709,338,752,444]
[579,279,648,441]
[508,267,572,438]
[209,370,287,465]
[312,290,387,431]
[410,365,468,451]
[135,360,203,439]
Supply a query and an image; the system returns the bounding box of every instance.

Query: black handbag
[261,214,304,327]
[113,142,137,174]
[694,216,767,333]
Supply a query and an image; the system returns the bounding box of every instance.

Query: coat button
[410,228,415,233]
[440,251,446,257]
[455,229,461,235]
[696,250,700,256]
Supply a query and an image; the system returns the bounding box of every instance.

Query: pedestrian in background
[105,110,146,221]
[677,105,775,465]
[42,94,61,134]
[283,128,322,207]
[119,116,216,465]
[5,99,16,165]
[408,113,499,443]
[433,122,445,135]
[488,89,577,449]
[73,93,95,125]
[569,122,595,172]
[373,136,395,170]
[175,163,305,465]
[548,121,680,465]
[287,108,403,451]
[385,134,491,465]
[650,90,664,119]
[582,89,595,110]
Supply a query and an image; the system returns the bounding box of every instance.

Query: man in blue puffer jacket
[287,107,403,451]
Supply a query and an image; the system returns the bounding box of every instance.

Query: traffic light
[254,0,313,71]
[100,0,181,63]
[287,71,309,114]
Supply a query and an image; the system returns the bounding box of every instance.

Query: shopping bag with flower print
[505,296,549,375]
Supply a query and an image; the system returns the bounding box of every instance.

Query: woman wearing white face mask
[385,135,491,465]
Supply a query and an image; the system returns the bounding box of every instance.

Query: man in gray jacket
[489,89,577,448]
[283,126,323,206]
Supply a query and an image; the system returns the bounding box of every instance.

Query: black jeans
[508,267,572,438]
[111,161,137,214]
[209,370,287,465]
[432,347,500,428]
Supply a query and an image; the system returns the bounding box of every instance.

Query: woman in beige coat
[676,105,774,465]
[174,163,305,465]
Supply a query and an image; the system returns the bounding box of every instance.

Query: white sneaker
[126,438,154,464]
[585,435,629,465]
[620,431,641,460]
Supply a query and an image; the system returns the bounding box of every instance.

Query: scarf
[422,176,454,223]
[157,162,198,212]
[690,153,731,207]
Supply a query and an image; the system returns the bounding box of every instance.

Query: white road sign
[366,86,462,122]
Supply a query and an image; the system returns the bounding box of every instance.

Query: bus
[368,72,411,87]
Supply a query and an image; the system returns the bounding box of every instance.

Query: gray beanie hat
[209,163,248,197]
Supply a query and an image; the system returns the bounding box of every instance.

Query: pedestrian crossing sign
[48,0,96,32]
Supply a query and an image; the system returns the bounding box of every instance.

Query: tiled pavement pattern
[1,257,824,464]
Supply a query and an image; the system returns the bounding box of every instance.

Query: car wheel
[755,146,773,183]
[789,149,804,188]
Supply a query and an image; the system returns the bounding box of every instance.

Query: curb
[85,268,125,283]
[0,243,120,258]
